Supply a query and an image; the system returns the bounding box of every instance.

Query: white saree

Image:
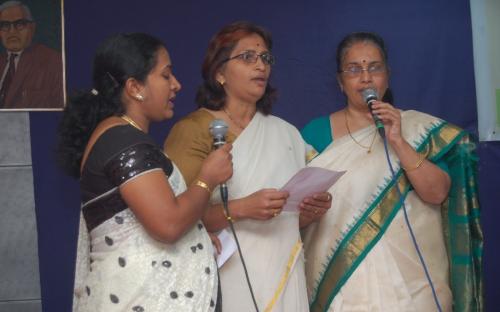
[213,112,309,312]
[73,163,218,312]
[304,110,453,312]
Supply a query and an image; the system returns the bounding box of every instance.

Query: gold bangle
[193,179,211,194]
[402,154,425,172]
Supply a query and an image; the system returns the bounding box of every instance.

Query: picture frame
[0,0,65,111]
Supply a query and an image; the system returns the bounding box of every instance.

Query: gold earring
[218,80,225,86]
[135,94,144,101]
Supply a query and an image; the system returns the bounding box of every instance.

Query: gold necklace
[344,110,377,153]
[223,108,248,130]
[121,115,143,132]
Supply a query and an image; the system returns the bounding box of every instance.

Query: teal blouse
[300,115,450,173]
[301,115,332,153]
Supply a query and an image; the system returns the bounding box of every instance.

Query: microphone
[209,119,259,312]
[208,119,259,312]
[209,119,229,202]
[361,88,385,138]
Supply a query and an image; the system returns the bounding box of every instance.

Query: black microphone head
[361,88,378,105]
[209,119,228,140]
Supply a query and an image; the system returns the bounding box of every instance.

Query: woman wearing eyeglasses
[164,21,331,311]
[301,32,483,311]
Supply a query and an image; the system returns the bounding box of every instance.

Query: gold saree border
[264,240,303,312]
[306,149,319,163]
[310,122,463,312]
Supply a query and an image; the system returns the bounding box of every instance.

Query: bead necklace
[121,115,143,132]
[344,110,377,153]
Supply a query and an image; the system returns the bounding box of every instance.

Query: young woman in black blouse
[57,33,232,312]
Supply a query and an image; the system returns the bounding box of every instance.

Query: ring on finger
[326,193,332,201]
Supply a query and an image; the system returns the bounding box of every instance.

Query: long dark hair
[336,32,393,104]
[56,33,164,178]
[196,21,277,115]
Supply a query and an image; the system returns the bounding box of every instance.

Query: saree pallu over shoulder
[441,131,483,312]
[304,110,483,312]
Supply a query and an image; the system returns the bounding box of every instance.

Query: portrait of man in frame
[0,0,64,110]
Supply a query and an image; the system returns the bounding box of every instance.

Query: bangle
[193,179,211,194]
[402,154,425,172]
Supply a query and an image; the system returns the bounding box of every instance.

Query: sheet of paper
[216,229,237,268]
[280,167,346,212]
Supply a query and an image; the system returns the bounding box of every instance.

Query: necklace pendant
[367,149,371,154]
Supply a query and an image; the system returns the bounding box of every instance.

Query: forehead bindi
[233,34,268,54]
[343,43,383,65]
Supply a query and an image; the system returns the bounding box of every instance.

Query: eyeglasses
[0,19,33,32]
[340,63,386,77]
[224,50,275,66]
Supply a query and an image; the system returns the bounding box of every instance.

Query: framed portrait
[0,0,65,111]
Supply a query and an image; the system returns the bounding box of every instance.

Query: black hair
[336,32,393,104]
[56,33,164,178]
[195,21,276,115]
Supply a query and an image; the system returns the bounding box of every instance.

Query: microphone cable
[362,88,441,311]
[209,119,259,311]
[381,135,443,312]
[220,189,260,312]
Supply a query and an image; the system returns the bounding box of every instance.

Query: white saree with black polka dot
[73,126,218,312]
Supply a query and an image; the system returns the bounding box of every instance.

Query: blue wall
[31,0,499,310]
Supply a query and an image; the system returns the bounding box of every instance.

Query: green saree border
[310,121,467,312]
[441,133,483,312]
